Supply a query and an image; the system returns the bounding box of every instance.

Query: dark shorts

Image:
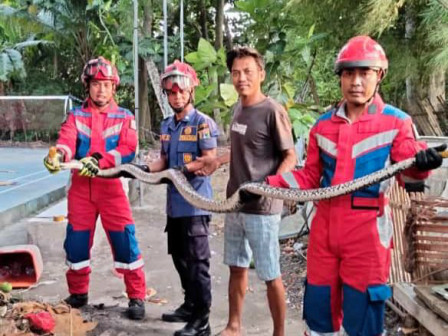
[165,215,211,260]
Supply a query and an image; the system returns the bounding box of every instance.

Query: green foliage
[186,38,221,70]
[0,14,53,84]
[0,48,25,81]
[220,83,238,107]
[288,105,318,139]
[234,0,336,137]
[423,0,448,71]
[358,0,406,35]
[185,38,236,116]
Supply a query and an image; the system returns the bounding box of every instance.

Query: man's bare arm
[195,151,231,176]
[276,148,297,175]
[146,154,168,173]
[185,148,217,173]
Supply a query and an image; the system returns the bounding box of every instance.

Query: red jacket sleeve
[97,116,138,169]
[56,113,77,162]
[266,126,322,190]
[391,117,429,181]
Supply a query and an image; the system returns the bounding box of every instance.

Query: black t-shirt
[227,97,295,214]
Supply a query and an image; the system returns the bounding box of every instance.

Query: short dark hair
[226,46,264,72]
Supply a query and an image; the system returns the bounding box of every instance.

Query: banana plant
[185,38,238,119]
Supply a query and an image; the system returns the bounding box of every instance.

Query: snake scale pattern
[61,157,416,213]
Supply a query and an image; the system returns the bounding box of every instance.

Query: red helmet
[334,36,388,75]
[161,60,199,91]
[81,56,120,87]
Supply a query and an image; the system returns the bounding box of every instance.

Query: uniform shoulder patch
[198,123,210,131]
[198,123,212,139]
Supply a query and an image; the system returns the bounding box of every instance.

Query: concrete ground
[0,147,69,229]
[1,166,305,335]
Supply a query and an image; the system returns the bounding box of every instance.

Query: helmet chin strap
[339,69,383,107]
[365,71,384,105]
[92,99,110,108]
[352,89,377,108]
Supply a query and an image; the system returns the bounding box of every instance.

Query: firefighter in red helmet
[43,56,146,320]
[266,36,445,335]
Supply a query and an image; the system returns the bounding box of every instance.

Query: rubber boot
[162,302,194,323]
[64,293,88,308]
[127,298,145,320]
[174,310,211,336]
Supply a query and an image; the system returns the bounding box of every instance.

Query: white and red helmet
[335,36,388,76]
[161,60,199,91]
[81,56,120,87]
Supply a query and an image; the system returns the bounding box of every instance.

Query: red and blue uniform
[56,98,146,299]
[267,94,429,335]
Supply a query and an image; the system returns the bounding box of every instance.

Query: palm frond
[14,39,53,49]
[358,0,406,35]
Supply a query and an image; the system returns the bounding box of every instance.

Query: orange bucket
[0,245,43,288]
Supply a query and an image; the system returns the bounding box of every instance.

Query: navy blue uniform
[161,108,218,313]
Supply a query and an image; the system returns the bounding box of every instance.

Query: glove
[43,149,63,174]
[119,164,150,178]
[404,181,426,193]
[79,153,102,177]
[415,144,447,171]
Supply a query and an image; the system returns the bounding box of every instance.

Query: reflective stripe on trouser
[65,177,146,299]
[304,197,392,334]
[305,327,340,336]
[305,327,386,336]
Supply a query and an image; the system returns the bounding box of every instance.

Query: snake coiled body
[60,158,416,213]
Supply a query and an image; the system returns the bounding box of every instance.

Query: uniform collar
[332,93,385,123]
[169,107,196,130]
[83,98,118,114]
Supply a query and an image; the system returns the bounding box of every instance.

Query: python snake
[59,157,420,213]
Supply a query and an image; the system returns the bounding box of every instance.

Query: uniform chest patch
[183,153,193,163]
[179,126,197,141]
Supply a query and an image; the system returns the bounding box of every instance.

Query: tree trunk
[213,0,227,143]
[142,0,152,34]
[224,15,233,50]
[199,0,209,39]
[139,1,155,144]
[53,52,58,79]
[0,82,5,140]
[405,73,445,136]
[214,0,224,49]
[404,5,444,136]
